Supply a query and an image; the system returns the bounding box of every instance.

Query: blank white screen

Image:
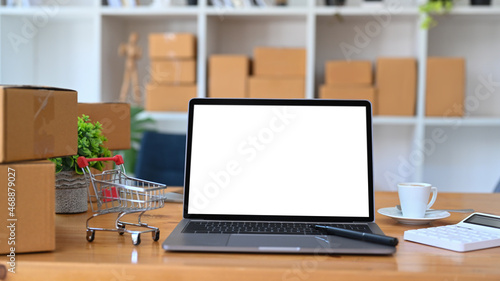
[187,104,370,217]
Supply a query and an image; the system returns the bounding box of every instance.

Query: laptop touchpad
[227,234,323,248]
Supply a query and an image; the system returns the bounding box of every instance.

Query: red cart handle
[77,155,125,168]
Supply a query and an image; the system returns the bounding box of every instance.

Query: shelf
[373,116,418,125]
[141,111,188,120]
[1,4,500,192]
[448,6,500,15]
[135,115,500,127]
[140,111,189,135]
[3,4,500,17]
[425,117,500,126]
[140,114,422,126]
[314,7,419,16]
[0,6,95,18]
[100,6,199,17]
[205,7,308,16]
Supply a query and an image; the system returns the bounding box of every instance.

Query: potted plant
[50,115,111,214]
[419,0,453,29]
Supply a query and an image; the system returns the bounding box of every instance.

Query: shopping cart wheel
[131,233,141,245]
[86,229,95,242]
[117,222,125,235]
[152,230,160,241]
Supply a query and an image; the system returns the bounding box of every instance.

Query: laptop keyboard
[183,221,372,235]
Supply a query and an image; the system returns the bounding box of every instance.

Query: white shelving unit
[1,0,499,192]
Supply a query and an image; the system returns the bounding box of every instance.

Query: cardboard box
[325,60,373,85]
[319,85,378,115]
[209,55,249,98]
[253,47,306,77]
[0,161,55,254]
[0,86,77,163]
[376,58,417,116]
[426,57,465,117]
[77,103,131,150]
[145,84,197,112]
[149,33,196,59]
[150,59,196,84]
[248,77,305,99]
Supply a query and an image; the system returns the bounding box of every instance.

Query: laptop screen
[184,98,374,222]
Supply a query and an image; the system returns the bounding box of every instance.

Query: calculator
[404,212,500,252]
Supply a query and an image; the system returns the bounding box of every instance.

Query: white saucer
[377,207,450,225]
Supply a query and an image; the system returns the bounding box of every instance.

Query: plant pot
[325,0,346,6]
[55,171,88,214]
[470,0,491,5]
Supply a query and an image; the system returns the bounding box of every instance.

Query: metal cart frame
[77,155,167,245]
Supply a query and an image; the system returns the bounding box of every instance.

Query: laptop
[162,98,395,255]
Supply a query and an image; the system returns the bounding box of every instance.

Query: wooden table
[3,190,500,281]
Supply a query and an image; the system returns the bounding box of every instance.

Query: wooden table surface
[3,190,500,281]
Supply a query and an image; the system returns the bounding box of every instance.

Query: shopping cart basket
[77,155,167,245]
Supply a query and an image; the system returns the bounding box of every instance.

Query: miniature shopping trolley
[77,155,167,245]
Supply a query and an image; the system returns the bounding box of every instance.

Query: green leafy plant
[50,115,111,174]
[118,106,156,175]
[420,0,453,29]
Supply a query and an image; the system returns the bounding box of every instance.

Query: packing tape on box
[33,90,55,158]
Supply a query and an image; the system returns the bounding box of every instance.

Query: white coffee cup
[397,182,438,218]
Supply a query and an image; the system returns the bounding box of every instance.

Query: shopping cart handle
[77,155,125,168]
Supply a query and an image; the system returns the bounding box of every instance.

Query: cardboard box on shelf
[77,103,131,150]
[145,84,197,112]
[248,77,305,99]
[426,57,465,117]
[209,55,250,98]
[0,86,77,163]
[319,85,378,115]
[376,58,417,116]
[325,60,373,85]
[150,59,196,84]
[253,47,306,77]
[0,161,55,254]
[149,33,196,59]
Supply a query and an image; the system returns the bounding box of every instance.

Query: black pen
[314,225,399,246]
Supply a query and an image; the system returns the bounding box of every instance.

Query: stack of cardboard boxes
[319,57,464,117]
[376,57,464,116]
[146,33,197,112]
[0,89,132,255]
[144,39,464,116]
[249,47,306,99]
[319,60,377,114]
[0,86,78,254]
